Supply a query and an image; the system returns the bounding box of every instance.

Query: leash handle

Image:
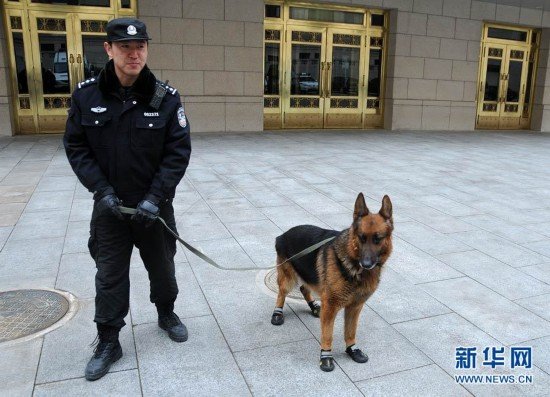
[118,206,334,271]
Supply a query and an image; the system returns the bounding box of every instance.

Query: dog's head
[349,192,393,270]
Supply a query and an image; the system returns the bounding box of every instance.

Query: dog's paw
[320,350,334,372]
[308,301,321,318]
[346,345,369,363]
[271,308,284,326]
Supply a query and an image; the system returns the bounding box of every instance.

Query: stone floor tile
[234,339,362,397]
[0,185,34,204]
[25,190,74,212]
[367,268,452,324]
[9,209,69,241]
[175,211,232,242]
[515,294,550,322]
[129,261,211,325]
[519,262,550,284]
[135,316,250,396]
[56,252,96,299]
[63,220,90,254]
[0,338,42,397]
[395,221,470,255]
[437,250,550,300]
[190,263,313,352]
[389,238,463,284]
[289,303,433,381]
[449,230,549,267]
[355,364,470,397]
[421,277,550,345]
[34,369,141,397]
[35,299,136,384]
[459,213,548,244]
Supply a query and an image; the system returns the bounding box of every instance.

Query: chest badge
[91,106,107,114]
[144,112,159,117]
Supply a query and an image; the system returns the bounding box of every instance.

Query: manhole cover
[0,289,69,342]
[264,268,303,299]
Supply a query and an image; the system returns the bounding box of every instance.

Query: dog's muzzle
[359,259,379,270]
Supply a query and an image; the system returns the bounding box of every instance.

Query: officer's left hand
[132,199,160,227]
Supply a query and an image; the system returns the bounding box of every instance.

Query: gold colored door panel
[3,1,129,134]
[323,27,365,129]
[284,113,324,129]
[476,24,539,130]
[263,4,387,130]
[283,25,327,129]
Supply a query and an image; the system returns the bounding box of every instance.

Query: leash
[118,206,335,271]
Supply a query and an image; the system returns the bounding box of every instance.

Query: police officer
[64,18,191,381]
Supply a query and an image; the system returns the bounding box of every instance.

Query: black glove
[131,199,160,227]
[95,193,124,220]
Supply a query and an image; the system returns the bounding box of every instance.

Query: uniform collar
[98,60,156,103]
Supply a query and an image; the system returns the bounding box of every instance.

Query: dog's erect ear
[379,195,392,220]
[354,192,369,220]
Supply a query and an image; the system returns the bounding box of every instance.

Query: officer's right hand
[95,193,124,220]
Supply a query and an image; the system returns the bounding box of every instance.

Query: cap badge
[127,25,137,35]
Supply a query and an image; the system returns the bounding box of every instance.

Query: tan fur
[275,194,393,353]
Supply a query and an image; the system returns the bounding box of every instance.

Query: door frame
[476,23,539,130]
[1,0,137,134]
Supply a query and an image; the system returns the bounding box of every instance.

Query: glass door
[28,11,111,132]
[476,24,539,130]
[500,46,528,123]
[324,28,364,128]
[283,26,327,129]
[29,11,78,132]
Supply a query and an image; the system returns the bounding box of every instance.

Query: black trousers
[88,202,179,329]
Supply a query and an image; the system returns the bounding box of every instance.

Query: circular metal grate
[0,289,69,343]
[264,268,303,299]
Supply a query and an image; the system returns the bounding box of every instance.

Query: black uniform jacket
[64,60,191,207]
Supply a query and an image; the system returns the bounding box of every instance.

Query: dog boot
[307,300,320,317]
[346,344,369,363]
[320,350,335,372]
[271,307,284,325]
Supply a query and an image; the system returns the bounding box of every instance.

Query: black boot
[85,325,122,381]
[158,306,188,342]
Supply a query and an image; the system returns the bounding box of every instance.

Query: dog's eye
[373,235,382,244]
[358,234,367,243]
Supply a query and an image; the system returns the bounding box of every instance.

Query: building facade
[1,0,550,135]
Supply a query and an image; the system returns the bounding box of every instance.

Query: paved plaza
[1,130,550,396]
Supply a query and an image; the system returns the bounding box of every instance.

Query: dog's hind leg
[300,285,320,318]
[271,258,296,326]
[344,302,368,364]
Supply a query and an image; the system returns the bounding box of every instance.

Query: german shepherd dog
[271,193,393,372]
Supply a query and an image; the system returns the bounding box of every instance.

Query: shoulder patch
[77,77,98,89]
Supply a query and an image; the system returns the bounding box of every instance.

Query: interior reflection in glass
[13,32,29,94]
[38,33,70,94]
[82,36,108,79]
[506,60,522,102]
[264,43,279,95]
[291,44,321,95]
[367,49,382,97]
[484,58,501,102]
[331,46,359,96]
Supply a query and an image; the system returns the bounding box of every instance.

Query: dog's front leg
[319,301,338,372]
[344,302,369,364]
